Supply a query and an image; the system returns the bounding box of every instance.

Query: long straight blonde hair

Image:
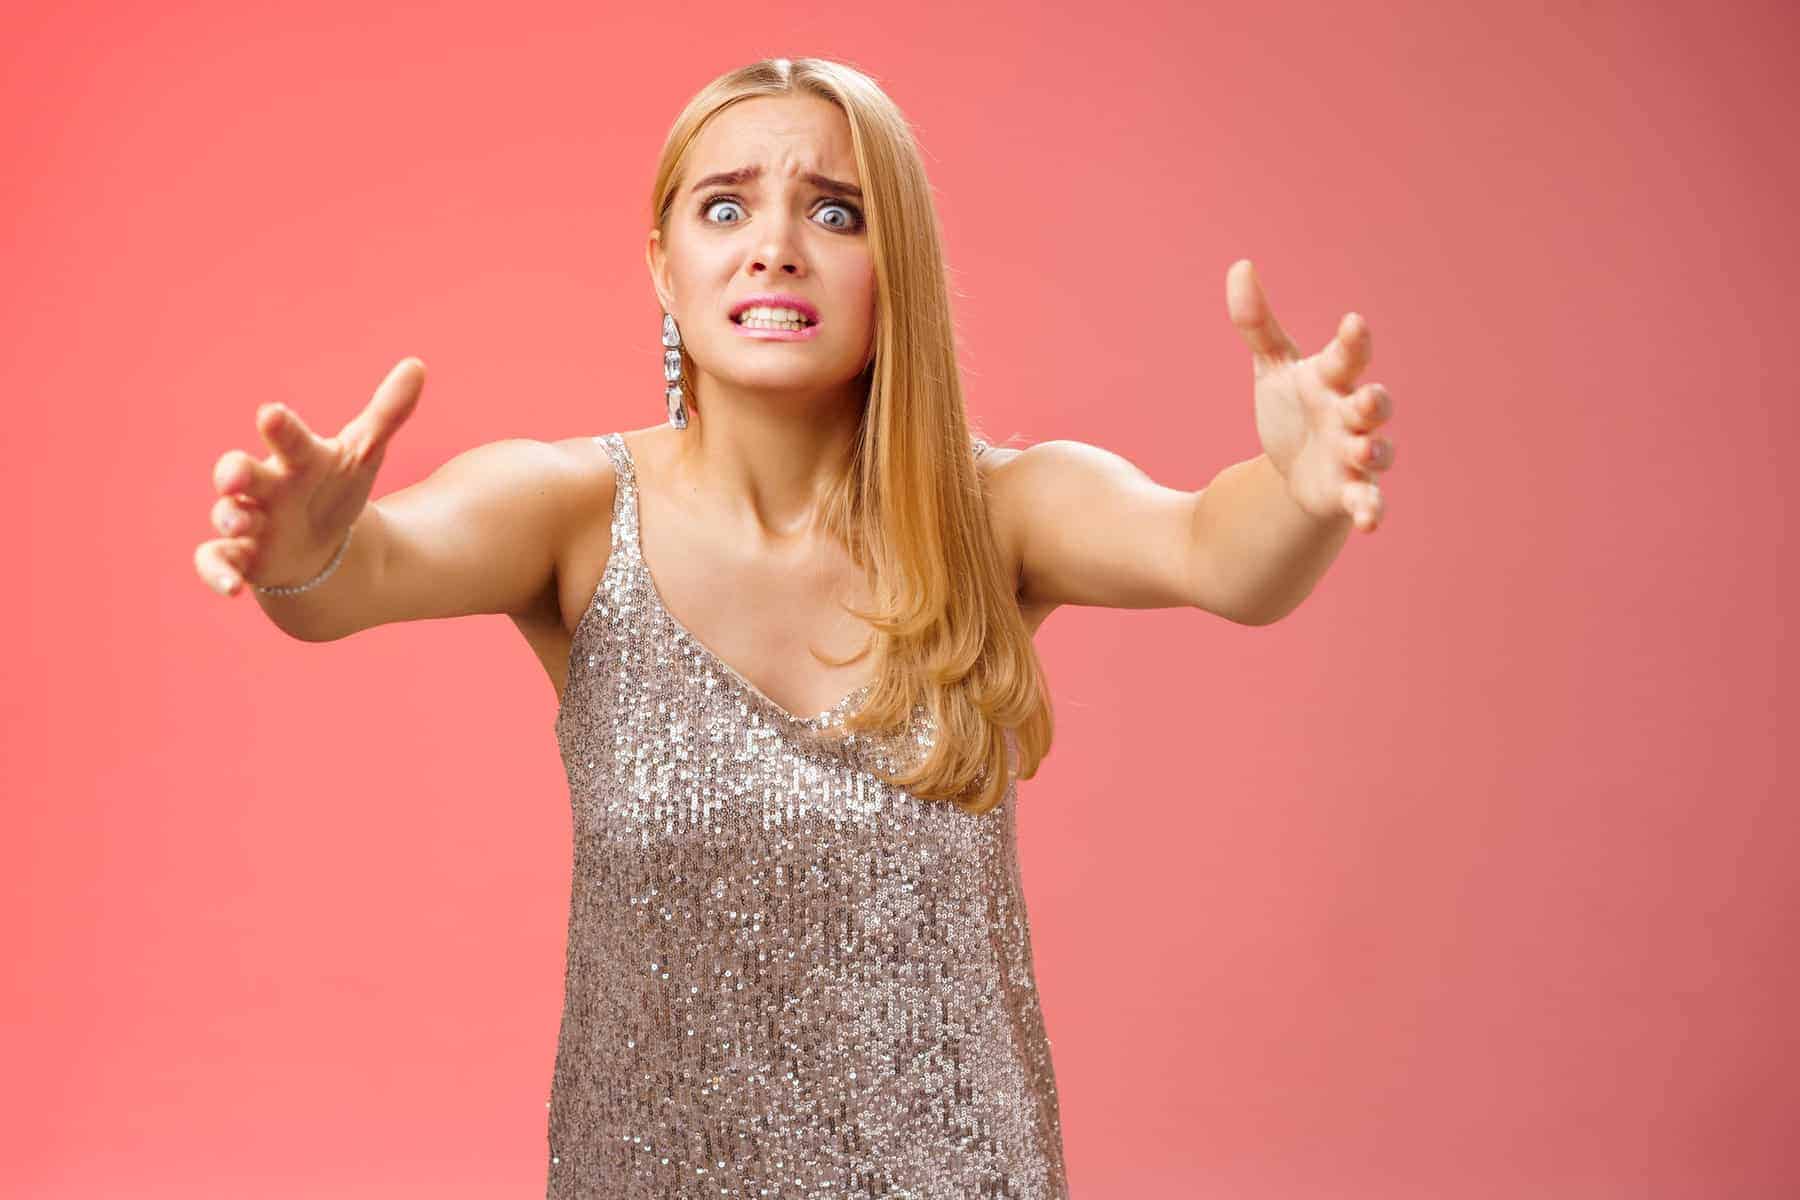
[648,57,1053,815]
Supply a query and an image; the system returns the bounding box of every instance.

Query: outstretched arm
[198,358,590,642]
[982,259,1397,626]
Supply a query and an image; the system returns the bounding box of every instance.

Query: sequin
[547,431,1067,1198]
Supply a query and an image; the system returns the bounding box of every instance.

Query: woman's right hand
[196,357,425,597]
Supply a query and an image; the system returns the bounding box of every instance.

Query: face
[647,94,877,404]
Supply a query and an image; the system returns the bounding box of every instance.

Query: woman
[193,56,1395,1199]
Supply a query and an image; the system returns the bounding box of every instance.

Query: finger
[1341,383,1391,433]
[256,402,326,474]
[340,357,426,460]
[1345,434,1394,474]
[1315,312,1372,393]
[1225,259,1302,365]
[195,537,254,596]
[1363,482,1384,530]
[1342,479,1384,531]
[213,449,281,502]
[211,495,259,538]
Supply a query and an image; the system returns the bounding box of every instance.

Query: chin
[726,358,864,387]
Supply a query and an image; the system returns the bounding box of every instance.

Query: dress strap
[595,432,641,555]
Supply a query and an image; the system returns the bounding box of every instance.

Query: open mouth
[731,308,819,331]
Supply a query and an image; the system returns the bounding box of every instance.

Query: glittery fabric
[546,431,1069,1199]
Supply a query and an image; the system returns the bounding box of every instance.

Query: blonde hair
[648,56,1053,814]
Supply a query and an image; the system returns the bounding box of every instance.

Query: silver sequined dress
[547,431,1069,1198]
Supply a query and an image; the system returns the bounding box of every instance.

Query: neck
[673,369,868,545]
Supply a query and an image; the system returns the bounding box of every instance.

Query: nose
[750,252,802,277]
[749,210,806,277]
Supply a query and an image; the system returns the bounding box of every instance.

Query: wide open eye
[699,194,865,232]
[701,197,746,224]
[815,201,865,231]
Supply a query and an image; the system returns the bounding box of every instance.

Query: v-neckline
[610,431,875,730]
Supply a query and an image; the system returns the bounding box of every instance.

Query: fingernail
[216,573,235,595]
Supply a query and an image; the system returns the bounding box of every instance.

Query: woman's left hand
[1227,259,1396,532]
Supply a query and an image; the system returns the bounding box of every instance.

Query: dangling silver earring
[662,312,688,430]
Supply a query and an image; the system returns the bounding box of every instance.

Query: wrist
[252,524,355,596]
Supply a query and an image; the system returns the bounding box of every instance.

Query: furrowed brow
[688,165,863,201]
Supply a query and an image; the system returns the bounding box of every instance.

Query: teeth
[735,306,813,327]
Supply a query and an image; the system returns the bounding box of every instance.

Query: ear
[646,227,675,311]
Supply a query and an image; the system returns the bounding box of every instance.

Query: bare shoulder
[972,438,1058,630]
[973,436,1144,531]
[504,434,627,697]
[971,438,1033,575]
[548,432,621,510]
[544,434,626,628]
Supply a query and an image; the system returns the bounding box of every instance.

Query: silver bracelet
[251,524,355,596]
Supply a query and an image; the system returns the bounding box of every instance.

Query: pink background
[4,1,1793,1196]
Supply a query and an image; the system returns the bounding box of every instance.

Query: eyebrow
[687,165,863,201]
